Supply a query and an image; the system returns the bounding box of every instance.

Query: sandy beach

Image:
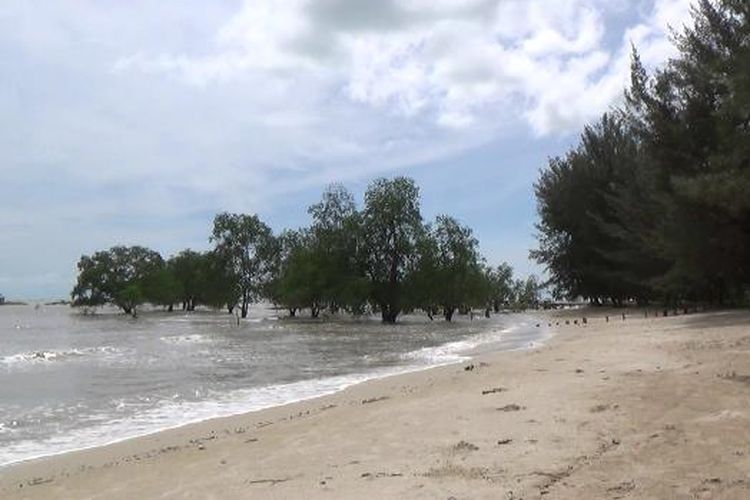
[1,309,749,499]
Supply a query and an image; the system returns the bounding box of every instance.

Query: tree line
[72,177,541,322]
[532,0,750,307]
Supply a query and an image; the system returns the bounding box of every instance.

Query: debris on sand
[482,387,506,395]
[453,440,480,452]
[497,404,524,412]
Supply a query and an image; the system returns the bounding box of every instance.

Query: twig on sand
[497,404,524,412]
[482,387,506,395]
[361,472,404,479]
[362,396,389,404]
[246,477,290,486]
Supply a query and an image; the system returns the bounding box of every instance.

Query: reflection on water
[0,303,546,466]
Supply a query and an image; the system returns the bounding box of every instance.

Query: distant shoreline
[0,300,71,307]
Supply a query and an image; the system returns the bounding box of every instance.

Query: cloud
[116,0,692,135]
[0,0,694,297]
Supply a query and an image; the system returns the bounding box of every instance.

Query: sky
[0,0,694,299]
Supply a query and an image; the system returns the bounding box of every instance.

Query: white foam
[0,317,552,468]
[401,327,515,365]
[0,346,126,367]
[0,367,416,467]
[159,334,212,345]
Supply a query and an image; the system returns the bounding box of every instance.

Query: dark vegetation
[72,178,541,322]
[532,0,750,307]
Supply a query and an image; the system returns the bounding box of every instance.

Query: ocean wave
[0,368,410,467]
[159,334,212,345]
[401,327,514,365]
[0,346,125,367]
[0,316,551,468]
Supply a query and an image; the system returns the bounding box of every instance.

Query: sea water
[0,303,548,467]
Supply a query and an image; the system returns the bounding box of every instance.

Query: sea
[0,303,549,468]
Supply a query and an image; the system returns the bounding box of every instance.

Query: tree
[168,250,204,311]
[516,275,542,310]
[142,267,182,311]
[531,113,654,304]
[361,177,424,323]
[210,213,276,318]
[71,245,164,315]
[485,263,514,313]
[624,1,750,304]
[533,0,750,306]
[307,184,367,314]
[198,251,240,311]
[271,229,326,317]
[418,215,485,321]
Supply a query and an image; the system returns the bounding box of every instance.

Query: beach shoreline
[2,309,749,499]
[0,311,546,469]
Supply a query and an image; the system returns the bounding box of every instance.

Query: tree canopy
[72,178,538,321]
[210,213,277,318]
[532,0,750,306]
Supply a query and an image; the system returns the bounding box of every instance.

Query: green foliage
[72,178,508,321]
[361,177,424,323]
[198,251,241,311]
[71,245,164,315]
[211,213,276,318]
[513,276,542,310]
[308,184,368,314]
[485,263,514,312]
[413,216,485,321]
[533,0,750,306]
[168,250,203,310]
[142,267,182,308]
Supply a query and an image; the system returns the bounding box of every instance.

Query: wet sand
[1,309,749,499]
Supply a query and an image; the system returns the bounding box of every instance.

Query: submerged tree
[485,262,514,313]
[72,177,499,321]
[414,216,485,321]
[210,213,276,318]
[167,249,238,312]
[271,229,326,317]
[307,184,368,314]
[361,177,424,323]
[71,245,164,315]
[141,267,182,311]
[168,249,204,311]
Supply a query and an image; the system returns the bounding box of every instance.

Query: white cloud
[116,0,692,135]
[0,0,695,297]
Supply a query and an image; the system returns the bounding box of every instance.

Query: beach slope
[2,310,749,499]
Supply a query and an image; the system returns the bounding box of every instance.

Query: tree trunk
[381,306,398,323]
[443,307,455,322]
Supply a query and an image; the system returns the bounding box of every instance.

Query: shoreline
[2,309,749,498]
[0,315,548,470]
